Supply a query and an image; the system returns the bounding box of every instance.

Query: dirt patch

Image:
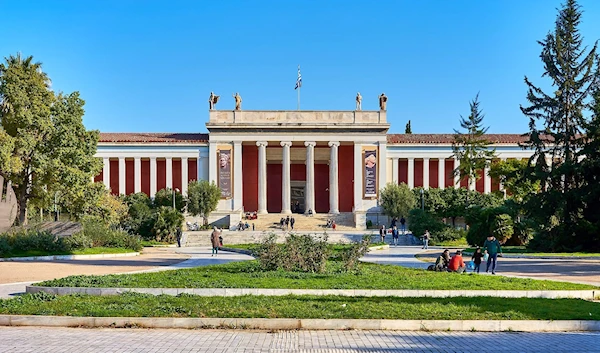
[0,247,190,284]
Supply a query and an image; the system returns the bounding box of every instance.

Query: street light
[420,188,424,211]
[172,188,180,209]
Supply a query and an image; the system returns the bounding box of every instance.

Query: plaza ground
[0,326,598,352]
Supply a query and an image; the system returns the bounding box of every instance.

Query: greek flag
[295,65,302,90]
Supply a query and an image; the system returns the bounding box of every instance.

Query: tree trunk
[18,196,28,226]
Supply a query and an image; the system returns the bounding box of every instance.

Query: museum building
[94,105,533,229]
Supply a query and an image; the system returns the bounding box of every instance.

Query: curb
[0,315,598,331]
[0,252,140,262]
[220,244,389,256]
[460,251,600,260]
[25,286,598,300]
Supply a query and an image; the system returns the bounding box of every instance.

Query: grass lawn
[464,246,600,257]
[1,247,135,258]
[37,260,596,290]
[1,292,598,320]
[431,238,469,247]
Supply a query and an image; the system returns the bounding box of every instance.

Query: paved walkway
[0,327,598,352]
[0,247,251,299]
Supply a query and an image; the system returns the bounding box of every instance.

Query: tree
[71,183,128,227]
[186,180,221,225]
[405,120,412,134]
[0,53,101,225]
[520,0,599,251]
[379,183,417,220]
[152,206,184,242]
[154,188,185,212]
[451,93,496,190]
[489,159,540,202]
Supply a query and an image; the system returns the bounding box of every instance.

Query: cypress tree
[405,120,412,134]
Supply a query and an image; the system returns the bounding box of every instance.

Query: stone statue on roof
[356,92,362,111]
[379,93,388,111]
[232,92,242,111]
[208,92,220,110]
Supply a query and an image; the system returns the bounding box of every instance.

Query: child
[483,249,489,264]
[471,247,484,274]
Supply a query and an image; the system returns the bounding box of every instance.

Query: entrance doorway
[290,181,305,214]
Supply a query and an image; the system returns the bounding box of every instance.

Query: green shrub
[432,227,466,244]
[366,220,373,229]
[79,220,142,251]
[407,209,446,238]
[340,235,371,271]
[62,233,93,250]
[0,235,12,255]
[283,234,330,273]
[253,234,283,271]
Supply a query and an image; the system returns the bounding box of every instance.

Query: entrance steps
[246,212,355,232]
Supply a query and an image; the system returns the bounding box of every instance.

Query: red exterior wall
[314,163,329,213]
[242,145,258,212]
[476,169,484,192]
[291,164,306,181]
[125,159,134,195]
[156,159,166,192]
[172,159,182,191]
[399,159,408,185]
[188,158,197,182]
[429,159,439,188]
[141,159,150,196]
[460,176,469,188]
[109,159,119,195]
[338,145,354,212]
[414,159,424,188]
[94,169,103,183]
[445,160,454,188]
[267,164,282,213]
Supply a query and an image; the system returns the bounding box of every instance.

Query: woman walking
[211,226,221,257]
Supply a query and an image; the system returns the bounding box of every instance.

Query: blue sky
[2,0,599,134]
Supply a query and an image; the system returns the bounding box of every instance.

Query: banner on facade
[218,149,232,199]
[363,149,377,198]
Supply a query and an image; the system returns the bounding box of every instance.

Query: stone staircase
[246,212,355,232]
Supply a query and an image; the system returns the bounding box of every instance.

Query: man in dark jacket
[484,235,502,274]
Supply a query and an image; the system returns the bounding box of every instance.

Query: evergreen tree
[451,93,496,190]
[405,120,412,134]
[520,0,599,251]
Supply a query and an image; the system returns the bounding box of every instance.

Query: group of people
[244,211,257,220]
[237,221,254,231]
[326,219,336,230]
[280,216,295,230]
[431,235,502,274]
[377,216,407,246]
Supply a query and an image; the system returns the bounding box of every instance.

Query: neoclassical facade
[95,108,532,228]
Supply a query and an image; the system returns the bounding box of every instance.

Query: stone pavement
[0,327,598,352]
[0,247,251,299]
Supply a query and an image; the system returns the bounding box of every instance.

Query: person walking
[471,246,484,273]
[399,217,406,234]
[285,216,290,230]
[211,226,221,257]
[176,227,182,248]
[290,216,295,230]
[392,226,399,246]
[484,235,502,274]
[422,229,430,249]
[379,225,386,243]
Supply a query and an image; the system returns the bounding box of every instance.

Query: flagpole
[297,85,300,111]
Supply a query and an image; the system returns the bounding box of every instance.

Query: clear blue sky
[2,0,599,134]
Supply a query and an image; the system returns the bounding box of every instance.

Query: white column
[150,157,157,197]
[328,141,340,214]
[118,157,126,195]
[484,165,492,194]
[423,158,430,189]
[134,158,142,193]
[102,158,110,189]
[392,157,399,184]
[438,158,445,190]
[378,142,387,196]
[453,158,460,189]
[165,157,173,189]
[281,141,292,214]
[256,141,268,214]
[498,158,506,194]
[304,141,316,214]
[233,142,243,211]
[407,158,415,189]
[208,142,218,184]
[181,157,188,196]
[353,143,363,212]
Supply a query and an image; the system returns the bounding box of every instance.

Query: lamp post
[172,188,180,210]
[420,188,424,211]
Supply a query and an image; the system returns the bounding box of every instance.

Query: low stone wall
[0,252,140,262]
[25,286,598,300]
[0,315,598,332]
